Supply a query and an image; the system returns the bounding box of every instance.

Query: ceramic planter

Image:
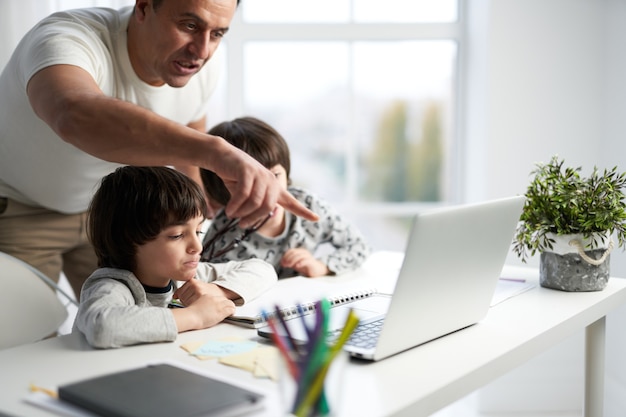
[539,232,613,292]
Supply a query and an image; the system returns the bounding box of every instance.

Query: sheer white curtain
[0,0,133,69]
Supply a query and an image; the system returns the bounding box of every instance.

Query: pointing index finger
[278,189,319,222]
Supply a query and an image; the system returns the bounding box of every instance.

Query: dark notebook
[58,363,264,417]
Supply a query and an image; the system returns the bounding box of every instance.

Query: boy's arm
[195,259,278,305]
[75,278,178,348]
[304,192,372,275]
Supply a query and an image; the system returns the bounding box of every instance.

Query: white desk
[1,264,626,417]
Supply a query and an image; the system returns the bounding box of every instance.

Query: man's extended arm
[27,64,318,226]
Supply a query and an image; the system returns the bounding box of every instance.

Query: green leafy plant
[513,155,626,262]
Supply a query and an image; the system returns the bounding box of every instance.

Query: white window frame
[223,2,467,220]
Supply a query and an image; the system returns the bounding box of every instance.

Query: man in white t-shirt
[0,0,317,300]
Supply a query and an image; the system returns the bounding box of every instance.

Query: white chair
[0,252,74,349]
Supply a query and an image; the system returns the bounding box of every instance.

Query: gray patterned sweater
[203,187,371,278]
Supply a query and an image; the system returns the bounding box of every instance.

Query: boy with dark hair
[74,166,277,348]
[201,117,371,278]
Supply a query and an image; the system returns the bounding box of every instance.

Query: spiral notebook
[225,275,379,328]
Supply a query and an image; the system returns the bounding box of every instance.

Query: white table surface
[2,262,626,417]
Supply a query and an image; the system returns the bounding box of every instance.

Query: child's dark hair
[87,166,208,270]
[200,116,291,206]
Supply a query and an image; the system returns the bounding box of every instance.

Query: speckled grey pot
[539,233,612,292]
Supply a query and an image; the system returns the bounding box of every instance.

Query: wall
[464,0,626,414]
[0,3,53,68]
[602,1,626,414]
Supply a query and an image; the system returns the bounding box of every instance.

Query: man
[0,0,317,299]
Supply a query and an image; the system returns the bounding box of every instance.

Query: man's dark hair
[152,0,240,10]
[87,166,208,270]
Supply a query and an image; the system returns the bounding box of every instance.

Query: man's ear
[134,1,150,21]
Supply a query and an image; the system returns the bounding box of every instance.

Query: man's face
[130,0,237,87]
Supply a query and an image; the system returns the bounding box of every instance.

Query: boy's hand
[171,294,236,332]
[174,280,238,305]
[281,248,330,277]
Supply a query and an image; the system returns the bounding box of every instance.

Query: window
[29,0,464,252]
[52,0,132,8]
[211,0,463,250]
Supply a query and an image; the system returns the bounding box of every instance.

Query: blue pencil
[274,304,302,356]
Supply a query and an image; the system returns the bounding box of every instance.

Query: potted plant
[512,155,626,291]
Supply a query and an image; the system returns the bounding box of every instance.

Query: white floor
[55,275,579,417]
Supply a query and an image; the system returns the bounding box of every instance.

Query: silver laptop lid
[347,196,524,361]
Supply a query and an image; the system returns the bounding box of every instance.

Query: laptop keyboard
[328,317,385,349]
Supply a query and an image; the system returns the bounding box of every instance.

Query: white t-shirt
[0,7,220,214]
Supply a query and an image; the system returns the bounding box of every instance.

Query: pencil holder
[264,300,359,417]
[277,348,349,417]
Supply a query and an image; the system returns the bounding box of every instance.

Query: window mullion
[232,23,459,42]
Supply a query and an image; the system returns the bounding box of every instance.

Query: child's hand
[174,280,238,305]
[172,294,236,332]
[281,248,330,277]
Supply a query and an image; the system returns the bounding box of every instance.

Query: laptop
[258,196,525,361]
